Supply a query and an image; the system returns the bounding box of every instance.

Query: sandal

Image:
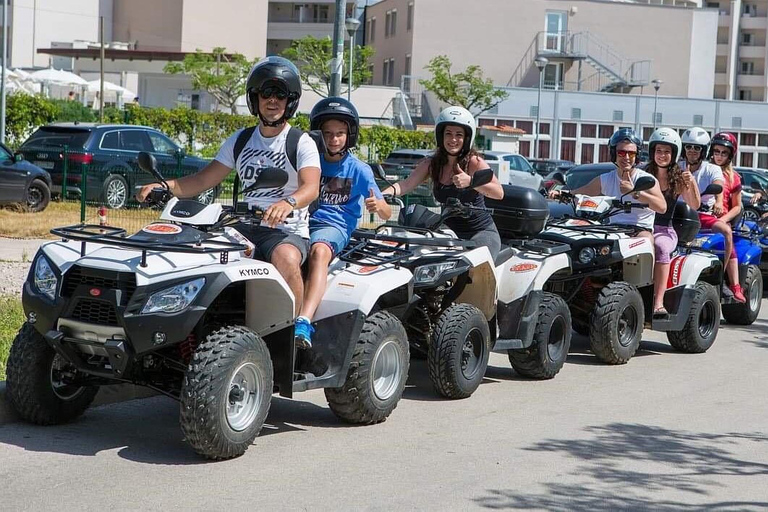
[653,306,669,318]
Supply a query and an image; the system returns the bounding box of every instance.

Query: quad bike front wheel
[667,281,720,353]
[6,322,99,425]
[722,265,762,325]
[325,311,409,424]
[180,325,273,460]
[429,303,491,399]
[509,293,572,379]
[589,282,644,364]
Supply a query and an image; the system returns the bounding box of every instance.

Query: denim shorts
[309,221,349,256]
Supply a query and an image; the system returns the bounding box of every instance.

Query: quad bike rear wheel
[6,322,99,425]
[325,311,409,423]
[180,325,272,460]
[667,281,720,353]
[722,265,762,325]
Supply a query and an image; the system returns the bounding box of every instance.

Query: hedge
[4,93,435,161]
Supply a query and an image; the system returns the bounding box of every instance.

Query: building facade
[266,0,357,56]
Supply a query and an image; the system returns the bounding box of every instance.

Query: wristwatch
[282,196,297,209]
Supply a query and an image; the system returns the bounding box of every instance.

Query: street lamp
[345,17,361,101]
[652,78,663,130]
[534,56,549,159]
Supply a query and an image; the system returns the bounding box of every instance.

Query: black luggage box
[672,201,701,244]
[485,184,549,239]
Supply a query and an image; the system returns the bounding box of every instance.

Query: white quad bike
[541,176,723,364]
[5,152,412,460]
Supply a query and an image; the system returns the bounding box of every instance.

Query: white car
[479,151,543,191]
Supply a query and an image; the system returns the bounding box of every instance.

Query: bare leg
[653,262,670,311]
[725,256,740,288]
[271,244,304,316]
[299,243,334,321]
[712,221,734,270]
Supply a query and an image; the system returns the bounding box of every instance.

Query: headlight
[413,261,458,285]
[578,246,597,264]
[689,238,706,248]
[142,277,205,314]
[34,256,58,300]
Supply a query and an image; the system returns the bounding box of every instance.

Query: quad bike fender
[454,246,497,320]
[733,238,762,266]
[669,252,723,289]
[492,289,546,351]
[496,251,570,303]
[618,237,654,287]
[313,264,413,322]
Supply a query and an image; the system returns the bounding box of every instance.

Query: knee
[309,243,333,265]
[271,245,303,275]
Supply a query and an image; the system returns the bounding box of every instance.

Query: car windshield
[21,128,91,149]
[504,155,533,172]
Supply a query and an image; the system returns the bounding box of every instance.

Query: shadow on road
[474,422,768,510]
[565,335,673,366]
[0,394,349,465]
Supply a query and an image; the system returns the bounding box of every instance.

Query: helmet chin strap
[327,147,348,157]
[258,111,287,128]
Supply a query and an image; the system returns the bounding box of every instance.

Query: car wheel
[743,207,760,222]
[26,179,51,212]
[103,174,128,209]
[196,187,217,205]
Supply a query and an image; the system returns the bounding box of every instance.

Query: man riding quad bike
[5,153,412,460]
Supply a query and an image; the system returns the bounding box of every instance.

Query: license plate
[33,160,54,169]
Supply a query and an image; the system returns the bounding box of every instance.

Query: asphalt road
[1,303,768,511]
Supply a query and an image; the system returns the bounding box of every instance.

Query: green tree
[419,55,508,116]
[282,35,374,97]
[164,47,258,114]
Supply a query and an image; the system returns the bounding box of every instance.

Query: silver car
[479,151,543,190]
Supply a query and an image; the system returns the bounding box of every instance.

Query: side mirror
[470,168,494,188]
[750,181,767,194]
[13,153,24,163]
[632,176,656,193]
[174,147,186,158]
[137,152,166,183]
[241,166,289,195]
[551,171,566,185]
[702,183,723,196]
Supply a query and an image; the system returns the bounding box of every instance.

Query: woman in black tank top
[380,106,504,258]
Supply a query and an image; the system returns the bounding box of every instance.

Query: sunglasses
[684,144,702,151]
[616,150,637,158]
[711,149,731,156]
[259,87,288,100]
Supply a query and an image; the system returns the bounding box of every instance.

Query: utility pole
[330,0,346,96]
[99,16,105,122]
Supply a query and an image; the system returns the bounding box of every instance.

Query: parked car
[736,167,768,220]
[528,158,575,178]
[557,162,615,191]
[478,151,543,190]
[0,142,52,212]
[383,148,433,166]
[18,123,216,209]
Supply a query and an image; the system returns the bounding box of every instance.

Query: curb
[0,380,158,426]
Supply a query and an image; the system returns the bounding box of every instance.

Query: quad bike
[541,177,723,364]
[691,183,763,325]
[5,152,411,460]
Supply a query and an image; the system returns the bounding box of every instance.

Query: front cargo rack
[51,224,247,267]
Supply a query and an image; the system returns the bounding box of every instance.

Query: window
[643,127,654,140]
[368,17,376,43]
[742,152,754,167]
[405,54,411,76]
[739,90,752,101]
[599,144,611,162]
[478,118,495,127]
[517,120,533,133]
[385,11,391,37]
[101,131,120,150]
[598,125,613,139]
[385,9,397,37]
[743,3,757,16]
[366,63,374,84]
[148,132,177,154]
[653,112,663,124]
[693,114,704,125]
[581,124,596,138]
[562,123,577,138]
[571,108,581,120]
[383,60,389,85]
[120,130,151,152]
[613,110,624,122]
[540,122,550,135]
[742,32,753,45]
[538,141,551,159]
[733,116,743,127]
[519,140,531,157]
[0,144,11,160]
[391,9,397,36]
[314,4,329,22]
[388,58,395,85]
[560,140,576,161]
[407,2,413,31]
[497,119,514,128]
[741,61,755,75]
[741,132,756,146]
[759,153,768,168]
[759,134,768,147]
[530,106,539,117]
[580,143,594,164]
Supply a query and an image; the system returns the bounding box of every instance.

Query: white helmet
[435,106,476,157]
[681,126,710,164]
[649,127,682,164]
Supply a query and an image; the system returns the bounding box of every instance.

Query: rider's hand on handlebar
[751,192,763,205]
[137,182,161,202]
[262,199,293,228]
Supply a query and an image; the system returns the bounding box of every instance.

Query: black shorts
[234,223,309,264]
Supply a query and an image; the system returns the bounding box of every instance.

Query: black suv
[19,123,214,209]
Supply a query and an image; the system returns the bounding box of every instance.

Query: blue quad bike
[690,207,763,325]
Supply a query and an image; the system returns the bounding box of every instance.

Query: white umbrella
[13,68,32,80]
[29,67,88,86]
[86,79,136,100]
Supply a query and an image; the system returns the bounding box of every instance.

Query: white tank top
[599,168,657,230]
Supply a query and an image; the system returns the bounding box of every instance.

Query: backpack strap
[286,126,303,171]
[233,126,257,167]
